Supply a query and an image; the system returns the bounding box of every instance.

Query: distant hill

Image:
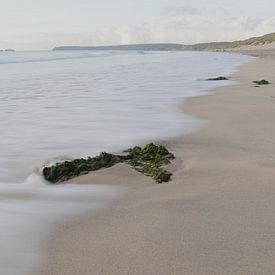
[0,49,15,52]
[53,43,187,51]
[184,32,275,51]
[53,32,275,52]
[229,32,275,48]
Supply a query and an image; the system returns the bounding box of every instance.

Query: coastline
[40,56,275,274]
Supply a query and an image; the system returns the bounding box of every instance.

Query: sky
[1,0,275,50]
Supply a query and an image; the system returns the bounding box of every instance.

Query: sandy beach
[39,55,275,275]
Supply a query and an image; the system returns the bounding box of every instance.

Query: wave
[25,155,73,185]
[0,50,158,65]
[0,51,114,65]
[0,51,252,185]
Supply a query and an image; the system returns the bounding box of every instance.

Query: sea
[0,50,252,274]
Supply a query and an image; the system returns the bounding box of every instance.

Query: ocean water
[0,50,252,274]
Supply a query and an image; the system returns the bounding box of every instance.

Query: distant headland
[0,49,15,52]
[53,32,275,52]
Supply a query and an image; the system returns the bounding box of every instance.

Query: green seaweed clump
[207,76,228,81]
[43,143,175,184]
[43,152,123,183]
[125,143,175,183]
[253,80,270,85]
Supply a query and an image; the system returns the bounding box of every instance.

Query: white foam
[0,180,124,275]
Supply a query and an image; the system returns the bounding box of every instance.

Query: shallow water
[0,181,123,275]
[0,50,251,182]
[0,50,252,274]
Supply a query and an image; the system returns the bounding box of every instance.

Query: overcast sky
[1,0,275,50]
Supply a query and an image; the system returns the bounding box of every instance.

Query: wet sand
[40,56,275,274]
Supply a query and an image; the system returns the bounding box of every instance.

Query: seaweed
[124,143,174,183]
[207,76,228,81]
[252,80,270,85]
[43,143,175,184]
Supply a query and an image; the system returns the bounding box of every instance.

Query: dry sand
[40,56,275,275]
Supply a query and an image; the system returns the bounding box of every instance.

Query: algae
[207,76,228,81]
[252,80,270,85]
[125,143,174,183]
[43,143,175,184]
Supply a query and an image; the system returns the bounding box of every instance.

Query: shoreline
[40,55,275,274]
[0,51,249,275]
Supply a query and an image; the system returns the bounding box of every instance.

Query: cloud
[147,16,275,44]
[1,16,275,50]
[163,5,199,17]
